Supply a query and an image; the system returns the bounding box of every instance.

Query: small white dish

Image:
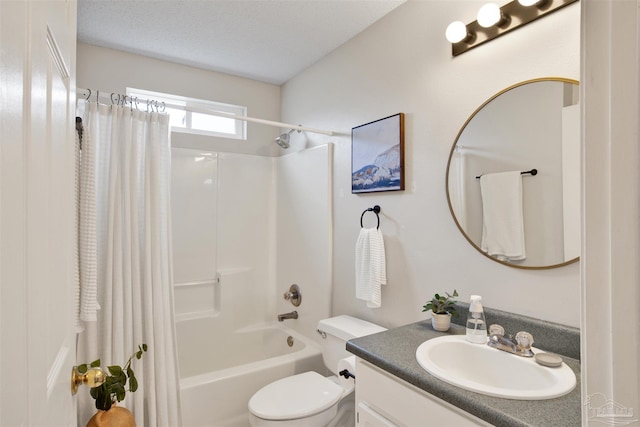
[534,352,564,368]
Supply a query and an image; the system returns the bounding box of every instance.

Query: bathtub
[177,319,325,427]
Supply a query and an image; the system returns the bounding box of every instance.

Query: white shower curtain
[78,102,181,426]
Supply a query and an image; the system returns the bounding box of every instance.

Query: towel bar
[475,169,537,180]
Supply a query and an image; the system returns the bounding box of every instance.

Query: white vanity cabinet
[355,359,490,427]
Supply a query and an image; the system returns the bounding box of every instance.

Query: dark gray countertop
[346,320,581,427]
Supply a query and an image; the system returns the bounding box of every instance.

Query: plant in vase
[422,290,459,331]
[77,344,147,427]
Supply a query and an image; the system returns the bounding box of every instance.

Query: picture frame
[351,113,405,193]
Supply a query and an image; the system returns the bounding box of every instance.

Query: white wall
[281,1,581,328]
[77,42,281,156]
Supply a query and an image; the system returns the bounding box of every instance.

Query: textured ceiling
[77,0,405,85]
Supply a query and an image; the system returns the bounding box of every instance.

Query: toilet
[248,315,386,427]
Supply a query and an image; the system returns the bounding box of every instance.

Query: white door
[1,0,78,425]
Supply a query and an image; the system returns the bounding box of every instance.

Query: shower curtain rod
[77,88,335,136]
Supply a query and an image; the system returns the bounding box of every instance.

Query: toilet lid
[249,371,344,421]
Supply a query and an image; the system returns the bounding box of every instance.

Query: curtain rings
[108,93,141,110]
[144,99,166,113]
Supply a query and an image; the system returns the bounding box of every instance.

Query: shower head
[274,129,300,149]
[275,132,291,149]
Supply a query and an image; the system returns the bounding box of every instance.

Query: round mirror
[446,78,580,269]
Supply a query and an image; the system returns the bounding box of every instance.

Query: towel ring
[360,205,381,229]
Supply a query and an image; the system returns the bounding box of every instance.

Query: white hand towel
[355,228,387,308]
[480,171,526,261]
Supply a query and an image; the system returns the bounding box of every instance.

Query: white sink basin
[416,335,576,400]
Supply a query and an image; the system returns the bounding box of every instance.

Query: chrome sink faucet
[277,311,298,322]
[487,324,534,357]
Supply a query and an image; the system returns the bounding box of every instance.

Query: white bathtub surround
[171,148,222,322]
[171,150,274,324]
[171,149,218,290]
[77,102,181,426]
[275,145,333,341]
[171,146,333,426]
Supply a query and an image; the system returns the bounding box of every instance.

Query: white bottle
[466,295,488,344]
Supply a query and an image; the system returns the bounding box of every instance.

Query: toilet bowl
[248,315,386,427]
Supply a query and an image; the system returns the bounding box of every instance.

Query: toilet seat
[249,371,344,421]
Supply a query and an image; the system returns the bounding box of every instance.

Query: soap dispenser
[466,295,488,344]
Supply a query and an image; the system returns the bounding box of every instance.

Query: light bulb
[477,3,501,28]
[518,0,541,5]
[445,21,468,43]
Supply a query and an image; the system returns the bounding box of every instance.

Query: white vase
[431,313,451,332]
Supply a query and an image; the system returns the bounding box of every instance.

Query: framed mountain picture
[351,113,405,193]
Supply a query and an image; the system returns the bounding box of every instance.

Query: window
[127,88,247,140]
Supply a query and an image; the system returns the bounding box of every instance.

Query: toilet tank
[317,315,386,374]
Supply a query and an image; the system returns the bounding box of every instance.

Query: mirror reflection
[446,78,580,269]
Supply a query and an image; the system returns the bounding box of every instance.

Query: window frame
[126,87,247,140]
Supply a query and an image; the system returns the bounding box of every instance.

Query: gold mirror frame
[445,77,580,270]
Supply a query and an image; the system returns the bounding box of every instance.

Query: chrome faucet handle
[489,324,505,336]
[515,331,534,349]
[488,325,535,357]
[283,284,301,307]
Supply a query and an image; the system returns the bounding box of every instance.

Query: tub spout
[277,311,298,322]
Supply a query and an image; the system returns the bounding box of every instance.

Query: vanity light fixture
[446,0,578,57]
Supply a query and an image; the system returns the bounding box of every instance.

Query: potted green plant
[77,344,147,427]
[422,290,459,331]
